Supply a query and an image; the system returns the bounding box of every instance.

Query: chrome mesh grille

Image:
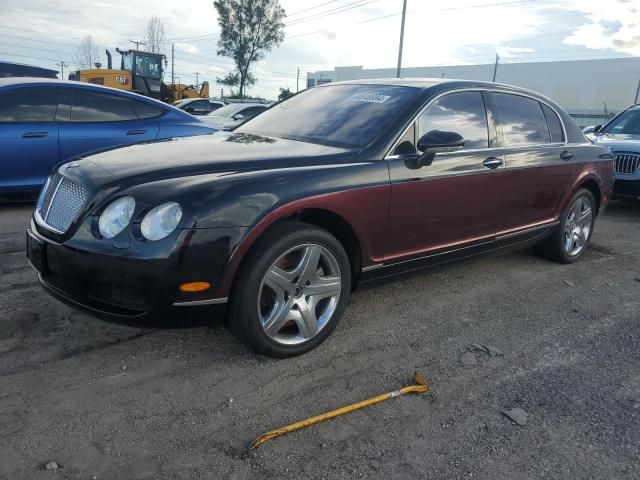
[614,152,640,175]
[36,174,87,233]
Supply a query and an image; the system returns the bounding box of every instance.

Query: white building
[307,57,640,125]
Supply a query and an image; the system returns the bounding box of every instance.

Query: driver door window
[417,91,489,150]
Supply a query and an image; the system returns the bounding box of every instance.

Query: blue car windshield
[237,84,418,148]
[602,108,640,135]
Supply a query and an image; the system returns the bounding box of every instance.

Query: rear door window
[418,91,489,149]
[132,101,164,119]
[493,93,550,146]
[541,103,565,143]
[71,90,139,122]
[0,87,60,122]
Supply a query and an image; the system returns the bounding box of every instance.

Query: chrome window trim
[384,87,569,160]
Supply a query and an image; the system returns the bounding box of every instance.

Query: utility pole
[129,39,146,51]
[171,43,175,87]
[56,61,68,78]
[634,78,640,104]
[396,0,408,78]
[296,67,300,92]
[194,72,200,84]
[492,53,499,82]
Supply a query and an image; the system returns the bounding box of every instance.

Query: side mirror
[583,124,602,134]
[184,106,195,114]
[416,130,465,166]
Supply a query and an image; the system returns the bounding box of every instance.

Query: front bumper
[27,220,247,323]
[613,178,640,200]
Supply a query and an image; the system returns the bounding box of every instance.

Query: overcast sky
[1,0,638,99]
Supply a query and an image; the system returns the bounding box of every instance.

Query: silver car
[200,102,269,130]
[585,104,640,201]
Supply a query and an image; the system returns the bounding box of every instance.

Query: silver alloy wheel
[257,243,342,346]
[563,196,593,256]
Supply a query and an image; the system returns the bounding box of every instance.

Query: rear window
[0,87,59,122]
[132,101,163,119]
[238,84,418,148]
[493,93,550,146]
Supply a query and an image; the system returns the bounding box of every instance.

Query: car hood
[589,133,640,153]
[72,132,353,184]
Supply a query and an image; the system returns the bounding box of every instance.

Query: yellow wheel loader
[69,49,209,103]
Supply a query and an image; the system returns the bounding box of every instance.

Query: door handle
[560,150,574,161]
[127,129,147,135]
[482,157,503,169]
[22,131,48,138]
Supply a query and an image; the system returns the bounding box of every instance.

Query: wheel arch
[560,171,603,218]
[578,178,601,213]
[220,205,366,299]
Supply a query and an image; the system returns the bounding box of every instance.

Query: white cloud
[175,42,199,54]
[0,0,637,99]
[498,47,535,58]
[563,0,640,55]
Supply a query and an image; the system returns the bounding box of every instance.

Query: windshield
[602,108,640,135]
[209,104,257,117]
[237,84,418,148]
[134,53,163,81]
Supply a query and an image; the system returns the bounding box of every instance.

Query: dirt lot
[1,201,639,479]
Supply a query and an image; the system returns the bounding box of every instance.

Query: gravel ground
[1,202,639,479]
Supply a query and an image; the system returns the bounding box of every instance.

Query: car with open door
[27,79,614,357]
[0,78,216,199]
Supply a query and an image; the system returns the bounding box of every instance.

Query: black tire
[227,220,351,358]
[534,188,596,264]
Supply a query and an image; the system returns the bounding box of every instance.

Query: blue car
[0,78,216,197]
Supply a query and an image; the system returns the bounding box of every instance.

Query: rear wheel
[534,188,596,263]
[228,221,351,358]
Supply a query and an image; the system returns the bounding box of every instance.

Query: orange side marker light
[179,282,211,292]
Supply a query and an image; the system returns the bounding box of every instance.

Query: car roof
[179,98,224,104]
[0,77,169,106]
[319,77,544,93]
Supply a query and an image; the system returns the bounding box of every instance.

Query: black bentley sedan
[27,79,614,357]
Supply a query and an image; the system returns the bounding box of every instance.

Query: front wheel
[534,188,596,263]
[228,221,351,358]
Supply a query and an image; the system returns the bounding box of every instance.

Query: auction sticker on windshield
[350,93,391,104]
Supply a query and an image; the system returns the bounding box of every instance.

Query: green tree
[277,87,294,102]
[213,0,285,98]
[216,71,256,97]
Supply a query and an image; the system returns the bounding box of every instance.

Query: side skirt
[359,223,557,285]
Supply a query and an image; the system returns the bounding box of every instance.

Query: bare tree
[144,16,166,53]
[73,35,101,69]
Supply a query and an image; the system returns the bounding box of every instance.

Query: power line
[0,32,78,48]
[0,51,71,63]
[286,0,343,18]
[286,0,382,27]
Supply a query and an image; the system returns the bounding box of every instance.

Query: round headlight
[141,202,183,241]
[98,196,135,239]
